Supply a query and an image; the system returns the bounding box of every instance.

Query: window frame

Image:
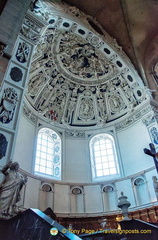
[89,132,121,182]
[34,127,62,180]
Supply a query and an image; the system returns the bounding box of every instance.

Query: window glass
[90,133,119,180]
[34,128,61,180]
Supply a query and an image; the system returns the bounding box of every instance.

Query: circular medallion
[10,67,23,82]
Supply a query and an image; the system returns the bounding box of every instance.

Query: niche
[39,182,54,210]
[70,186,84,213]
[132,176,150,206]
[102,184,117,211]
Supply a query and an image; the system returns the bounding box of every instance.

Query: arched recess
[132,176,150,206]
[39,182,54,211]
[70,186,84,213]
[101,184,117,211]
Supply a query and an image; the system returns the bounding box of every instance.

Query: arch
[71,186,84,195]
[133,176,145,186]
[102,184,115,193]
[89,133,120,181]
[41,182,53,192]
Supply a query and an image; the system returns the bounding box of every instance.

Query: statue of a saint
[152,176,158,200]
[0,160,27,217]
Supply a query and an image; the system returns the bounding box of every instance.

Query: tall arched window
[89,133,120,181]
[34,128,61,180]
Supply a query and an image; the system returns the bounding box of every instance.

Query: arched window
[34,128,61,180]
[89,133,120,181]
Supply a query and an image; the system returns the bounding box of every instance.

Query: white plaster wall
[54,184,70,213]
[84,185,103,213]
[115,179,135,208]
[24,176,40,209]
[145,169,158,202]
[117,120,153,177]
[13,114,36,173]
[133,183,150,206]
[102,191,118,211]
[70,194,84,213]
[39,189,54,211]
[13,114,155,184]
[10,114,158,214]
[64,137,91,183]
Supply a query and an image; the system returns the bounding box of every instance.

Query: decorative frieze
[20,11,47,44]
[115,104,153,131]
[65,130,85,138]
[23,104,37,125]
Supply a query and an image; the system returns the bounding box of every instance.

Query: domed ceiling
[25,0,150,129]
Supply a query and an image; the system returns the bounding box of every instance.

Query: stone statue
[0,160,27,217]
[152,176,158,200]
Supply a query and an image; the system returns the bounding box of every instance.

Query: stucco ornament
[24,0,151,129]
[0,88,18,124]
[0,160,27,217]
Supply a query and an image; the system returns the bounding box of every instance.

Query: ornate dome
[25,0,150,129]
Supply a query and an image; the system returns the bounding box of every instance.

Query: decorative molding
[23,104,37,125]
[20,10,48,44]
[65,130,85,138]
[115,104,153,131]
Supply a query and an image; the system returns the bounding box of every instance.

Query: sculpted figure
[152,176,158,200]
[0,160,27,217]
